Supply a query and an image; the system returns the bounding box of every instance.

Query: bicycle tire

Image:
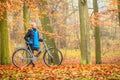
[12,48,31,68]
[43,48,63,67]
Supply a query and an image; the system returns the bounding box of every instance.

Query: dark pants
[27,44,41,67]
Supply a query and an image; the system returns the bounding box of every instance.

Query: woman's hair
[31,22,36,27]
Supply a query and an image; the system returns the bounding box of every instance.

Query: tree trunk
[40,14,60,64]
[0,0,10,65]
[84,1,91,64]
[93,0,102,64]
[23,1,29,32]
[78,0,91,64]
[0,21,1,64]
[118,0,120,26]
[40,14,56,47]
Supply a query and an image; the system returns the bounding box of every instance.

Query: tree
[78,0,91,64]
[38,0,60,64]
[0,0,10,65]
[118,0,120,25]
[93,0,102,64]
[0,20,1,64]
[23,0,29,32]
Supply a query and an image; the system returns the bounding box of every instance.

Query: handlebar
[26,38,46,45]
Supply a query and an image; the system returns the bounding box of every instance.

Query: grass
[61,49,81,60]
[60,49,120,64]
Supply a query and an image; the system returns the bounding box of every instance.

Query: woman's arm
[24,29,31,42]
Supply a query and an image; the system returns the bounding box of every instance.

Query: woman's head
[31,22,37,29]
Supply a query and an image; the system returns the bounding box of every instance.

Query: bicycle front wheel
[43,48,63,67]
[12,48,31,68]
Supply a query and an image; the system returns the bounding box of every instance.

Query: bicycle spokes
[43,48,63,67]
[12,48,31,68]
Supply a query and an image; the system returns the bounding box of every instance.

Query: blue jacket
[24,29,43,50]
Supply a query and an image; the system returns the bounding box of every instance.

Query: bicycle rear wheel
[43,48,63,67]
[12,48,31,68]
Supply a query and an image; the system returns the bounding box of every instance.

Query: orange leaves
[0,64,120,79]
[8,0,22,11]
[40,29,62,39]
[0,2,7,19]
[0,0,22,19]
[109,0,118,6]
[90,0,120,28]
[90,9,118,28]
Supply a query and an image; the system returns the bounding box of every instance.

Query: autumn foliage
[0,63,120,80]
[0,0,120,79]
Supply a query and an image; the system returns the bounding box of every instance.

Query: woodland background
[0,0,120,79]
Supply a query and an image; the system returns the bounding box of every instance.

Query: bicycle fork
[43,41,53,58]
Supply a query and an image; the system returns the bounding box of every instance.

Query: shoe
[31,62,35,67]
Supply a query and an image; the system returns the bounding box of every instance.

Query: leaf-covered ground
[0,60,120,80]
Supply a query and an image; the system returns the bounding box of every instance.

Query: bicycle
[12,39,63,68]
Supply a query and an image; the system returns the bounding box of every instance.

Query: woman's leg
[31,50,35,67]
[35,48,41,57]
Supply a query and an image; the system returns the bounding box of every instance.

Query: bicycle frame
[12,38,63,68]
[27,44,34,57]
[42,40,53,58]
[26,40,53,59]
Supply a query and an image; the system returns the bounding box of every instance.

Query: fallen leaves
[0,63,120,80]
